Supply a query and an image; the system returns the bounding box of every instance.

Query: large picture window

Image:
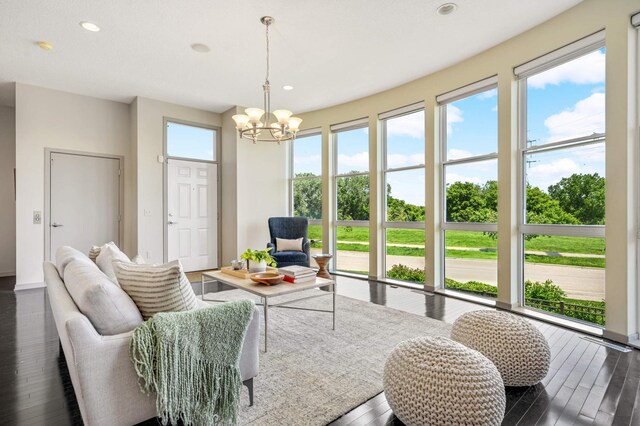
[439,77,498,299]
[517,34,606,326]
[381,106,425,284]
[332,120,369,275]
[290,131,323,258]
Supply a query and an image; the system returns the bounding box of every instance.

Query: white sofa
[44,249,260,426]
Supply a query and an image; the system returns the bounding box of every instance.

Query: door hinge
[118,214,122,222]
[118,169,121,176]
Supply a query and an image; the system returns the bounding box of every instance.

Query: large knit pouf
[451,310,550,387]
[383,336,505,426]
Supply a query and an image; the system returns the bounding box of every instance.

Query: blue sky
[166,122,216,161]
[292,48,606,208]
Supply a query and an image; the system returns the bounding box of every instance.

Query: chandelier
[232,16,302,144]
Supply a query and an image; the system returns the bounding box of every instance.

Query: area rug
[205,289,452,425]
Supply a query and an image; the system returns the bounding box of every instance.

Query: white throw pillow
[131,254,147,264]
[96,243,130,283]
[63,259,143,335]
[88,241,115,263]
[56,246,92,277]
[276,237,304,252]
[113,260,198,320]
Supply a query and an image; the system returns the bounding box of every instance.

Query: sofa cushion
[96,243,131,283]
[56,246,93,277]
[276,237,303,252]
[113,260,198,320]
[64,259,143,335]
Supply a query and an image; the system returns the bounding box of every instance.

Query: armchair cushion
[268,217,310,267]
[276,237,304,252]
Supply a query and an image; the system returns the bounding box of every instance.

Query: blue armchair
[267,217,310,267]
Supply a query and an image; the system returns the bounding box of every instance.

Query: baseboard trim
[603,330,638,345]
[0,271,16,277]
[14,282,46,291]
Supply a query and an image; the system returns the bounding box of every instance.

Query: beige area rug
[205,289,452,425]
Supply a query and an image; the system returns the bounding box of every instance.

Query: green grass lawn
[310,225,604,256]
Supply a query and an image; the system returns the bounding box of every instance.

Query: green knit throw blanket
[130,300,255,426]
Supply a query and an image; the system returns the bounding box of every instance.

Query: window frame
[331,120,370,274]
[380,105,426,283]
[289,129,322,226]
[164,118,219,163]
[516,39,606,318]
[438,78,499,298]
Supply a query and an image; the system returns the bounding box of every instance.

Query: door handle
[52,222,64,227]
[168,221,178,225]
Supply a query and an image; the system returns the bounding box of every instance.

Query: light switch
[33,210,42,224]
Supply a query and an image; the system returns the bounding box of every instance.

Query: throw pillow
[64,259,143,335]
[88,241,115,263]
[276,237,304,252]
[113,260,198,320]
[96,243,131,283]
[131,254,147,264]
[56,246,93,277]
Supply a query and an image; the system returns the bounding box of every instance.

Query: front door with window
[165,120,219,272]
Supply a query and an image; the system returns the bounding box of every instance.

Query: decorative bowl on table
[249,272,284,286]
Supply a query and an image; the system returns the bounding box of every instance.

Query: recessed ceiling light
[437,3,458,15]
[36,41,53,51]
[80,21,101,32]
[191,43,210,53]
[282,85,294,91]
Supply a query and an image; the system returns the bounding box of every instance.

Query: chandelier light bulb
[232,114,250,129]
[273,109,293,124]
[245,108,265,123]
[288,117,303,131]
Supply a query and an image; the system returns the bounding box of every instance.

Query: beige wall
[220,106,289,264]
[129,97,222,265]
[297,0,640,342]
[14,84,132,287]
[0,106,16,276]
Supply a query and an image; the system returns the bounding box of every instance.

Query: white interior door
[167,159,217,271]
[49,152,120,262]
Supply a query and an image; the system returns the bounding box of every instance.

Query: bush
[445,279,497,297]
[387,264,424,283]
[524,279,566,301]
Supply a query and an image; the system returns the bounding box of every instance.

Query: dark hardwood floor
[1,274,639,425]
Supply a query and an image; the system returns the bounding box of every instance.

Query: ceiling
[0,0,582,113]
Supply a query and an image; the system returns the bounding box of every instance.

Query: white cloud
[338,152,369,171]
[527,158,581,190]
[477,88,497,100]
[387,153,424,168]
[386,111,425,139]
[528,49,605,89]
[445,173,482,186]
[491,105,498,112]
[544,92,605,142]
[447,104,463,134]
[447,148,473,160]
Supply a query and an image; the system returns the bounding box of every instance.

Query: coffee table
[201,271,336,352]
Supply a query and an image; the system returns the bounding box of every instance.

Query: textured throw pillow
[276,237,304,252]
[96,244,131,283]
[63,259,143,335]
[131,254,147,265]
[113,260,198,320]
[88,241,115,263]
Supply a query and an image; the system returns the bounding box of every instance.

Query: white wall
[0,106,16,276]
[131,97,221,265]
[15,84,132,287]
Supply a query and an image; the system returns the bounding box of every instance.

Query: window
[291,131,323,257]
[439,78,498,299]
[381,106,425,284]
[517,34,606,326]
[166,121,216,161]
[332,119,369,275]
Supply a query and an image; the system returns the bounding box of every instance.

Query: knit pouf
[383,336,505,426]
[451,310,551,387]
